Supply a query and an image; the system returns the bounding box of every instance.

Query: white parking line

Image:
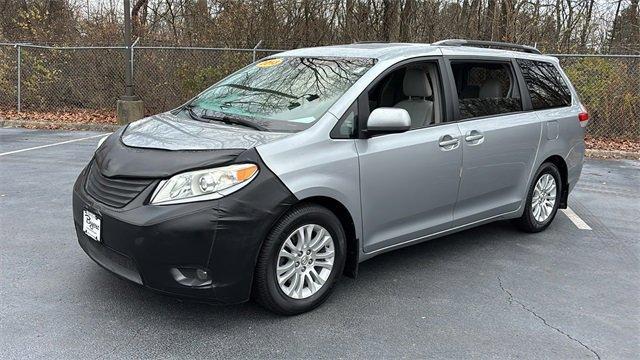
[561,207,592,230]
[0,134,107,157]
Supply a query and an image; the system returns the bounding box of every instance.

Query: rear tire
[253,204,346,315]
[515,162,562,233]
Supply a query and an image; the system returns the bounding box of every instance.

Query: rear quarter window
[517,59,572,110]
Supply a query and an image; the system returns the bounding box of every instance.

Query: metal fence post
[122,0,135,98]
[252,40,263,63]
[131,37,139,85]
[16,44,21,112]
[117,0,143,124]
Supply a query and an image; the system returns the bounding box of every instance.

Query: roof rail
[432,39,541,55]
[352,40,389,44]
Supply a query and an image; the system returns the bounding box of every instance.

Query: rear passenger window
[517,59,572,110]
[451,61,522,119]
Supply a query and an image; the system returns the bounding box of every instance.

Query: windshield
[186,57,376,132]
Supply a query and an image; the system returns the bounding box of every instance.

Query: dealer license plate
[83,210,101,242]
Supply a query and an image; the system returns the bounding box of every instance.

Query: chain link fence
[133,46,279,112]
[557,55,640,140]
[0,43,638,140]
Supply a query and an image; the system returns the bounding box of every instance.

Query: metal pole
[131,37,139,83]
[253,40,263,62]
[16,45,21,112]
[122,0,135,99]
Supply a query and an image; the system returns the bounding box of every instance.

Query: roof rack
[352,40,389,44]
[432,39,541,55]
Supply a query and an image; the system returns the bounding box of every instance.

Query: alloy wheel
[532,173,557,223]
[276,224,335,299]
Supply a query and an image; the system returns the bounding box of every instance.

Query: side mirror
[365,108,411,136]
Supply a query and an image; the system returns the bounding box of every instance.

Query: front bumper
[72,149,296,304]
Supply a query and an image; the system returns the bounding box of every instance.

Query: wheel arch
[297,196,359,278]
[541,154,569,209]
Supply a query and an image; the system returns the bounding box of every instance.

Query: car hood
[93,113,292,178]
[121,112,291,151]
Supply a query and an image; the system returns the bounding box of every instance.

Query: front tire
[253,204,346,315]
[515,162,562,233]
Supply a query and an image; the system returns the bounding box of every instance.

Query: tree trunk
[484,0,496,40]
[131,0,149,37]
[609,0,623,52]
[579,0,595,50]
[399,0,415,42]
[381,0,398,42]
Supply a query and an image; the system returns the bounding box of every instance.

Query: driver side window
[367,61,443,130]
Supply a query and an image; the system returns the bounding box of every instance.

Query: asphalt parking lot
[1,127,638,359]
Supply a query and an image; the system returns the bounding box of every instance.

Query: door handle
[438,135,460,150]
[464,130,484,144]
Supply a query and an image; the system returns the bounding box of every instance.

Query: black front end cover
[73,129,296,303]
[94,126,245,178]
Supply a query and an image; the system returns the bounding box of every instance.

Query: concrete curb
[0,119,120,132]
[585,149,640,160]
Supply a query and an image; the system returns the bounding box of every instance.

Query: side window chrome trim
[438,109,539,125]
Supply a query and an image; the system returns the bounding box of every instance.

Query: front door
[357,124,463,253]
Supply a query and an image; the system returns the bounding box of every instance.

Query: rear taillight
[578,104,589,127]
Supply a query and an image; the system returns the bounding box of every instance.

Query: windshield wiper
[203,113,269,132]
[185,104,207,122]
[184,106,268,132]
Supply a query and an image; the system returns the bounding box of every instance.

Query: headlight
[150,163,258,205]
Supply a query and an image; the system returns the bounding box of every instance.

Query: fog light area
[170,267,212,287]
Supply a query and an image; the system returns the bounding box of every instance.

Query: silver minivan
[73,40,588,314]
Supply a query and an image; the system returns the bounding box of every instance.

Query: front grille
[85,163,153,208]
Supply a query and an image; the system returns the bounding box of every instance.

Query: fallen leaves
[585,136,640,153]
[0,109,117,127]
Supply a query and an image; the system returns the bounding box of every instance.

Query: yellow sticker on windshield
[256,58,283,68]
